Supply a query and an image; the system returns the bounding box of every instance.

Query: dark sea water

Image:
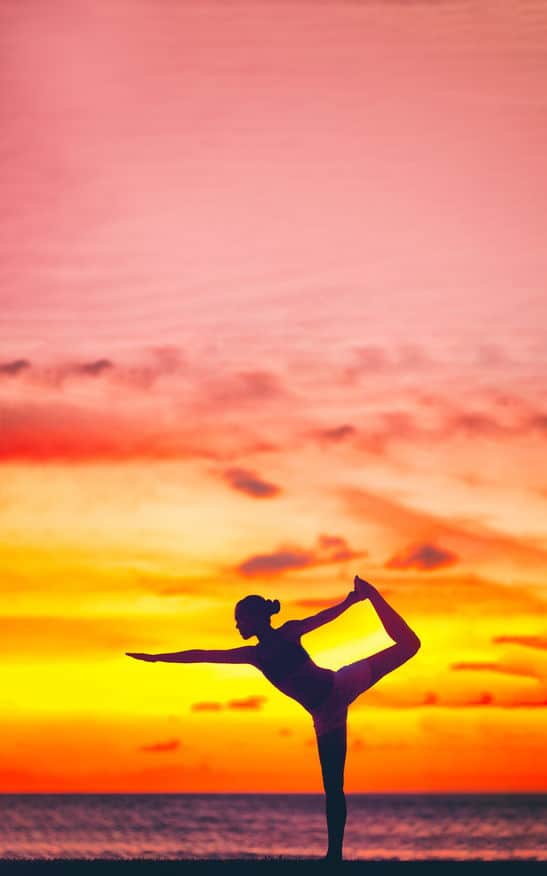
[0,794,545,861]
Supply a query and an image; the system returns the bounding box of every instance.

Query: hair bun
[269,598,280,615]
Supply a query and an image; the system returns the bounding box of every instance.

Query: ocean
[0,793,545,861]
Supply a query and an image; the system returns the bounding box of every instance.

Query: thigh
[316,723,347,793]
[339,642,414,704]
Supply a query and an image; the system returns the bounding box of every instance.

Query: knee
[408,634,421,656]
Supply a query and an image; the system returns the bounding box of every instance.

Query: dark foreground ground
[0,860,544,875]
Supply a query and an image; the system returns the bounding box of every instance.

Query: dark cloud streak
[235,533,366,578]
[386,542,458,571]
[223,466,281,498]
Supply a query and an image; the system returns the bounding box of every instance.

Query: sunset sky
[1,0,546,793]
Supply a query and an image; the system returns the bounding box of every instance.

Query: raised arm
[287,591,358,637]
[126,647,256,665]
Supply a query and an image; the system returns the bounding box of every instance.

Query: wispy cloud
[338,485,547,570]
[132,572,204,598]
[341,344,432,383]
[191,702,223,712]
[138,738,181,753]
[0,348,184,389]
[0,359,30,376]
[235,533,365,577]
[492,635,547,651]
[385,542,458,571]
[222,466,281,498]
[237,548,313,577]
[226,695,267,710]
[0,400,221,463]
[73,359,114,377]
[450,661,542,680]
[191,696,267,711]
[200,370,288,407]
[312,424,356,444]
[464,691,495,706]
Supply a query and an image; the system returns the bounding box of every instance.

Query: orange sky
[1,0,546,793]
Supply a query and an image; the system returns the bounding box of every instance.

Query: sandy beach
[0,858,545,874]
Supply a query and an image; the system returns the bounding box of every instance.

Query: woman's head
[235,594,280,639]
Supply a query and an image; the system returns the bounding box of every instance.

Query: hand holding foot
[353,574,375,601]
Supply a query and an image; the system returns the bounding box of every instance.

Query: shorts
[310,658,373,738]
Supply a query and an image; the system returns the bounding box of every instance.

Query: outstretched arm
[126,646,256,664]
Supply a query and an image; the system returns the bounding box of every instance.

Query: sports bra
[254,631,311,684]
[254,627,335,711]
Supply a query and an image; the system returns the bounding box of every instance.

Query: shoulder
[279,620,302,641]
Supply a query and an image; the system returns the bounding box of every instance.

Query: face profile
[235,609,255,639]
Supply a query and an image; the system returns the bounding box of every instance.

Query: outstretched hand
[353,574,375,600]
[126,652,157,662]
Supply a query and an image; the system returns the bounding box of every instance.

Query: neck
[257,625,275,644]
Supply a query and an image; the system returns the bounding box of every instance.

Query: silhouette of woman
[126,574,420,862]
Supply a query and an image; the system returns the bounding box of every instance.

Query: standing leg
[316,723,347,862]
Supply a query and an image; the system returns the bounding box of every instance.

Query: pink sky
[2,0,546,362]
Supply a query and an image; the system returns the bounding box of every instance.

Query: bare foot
[353,574,374,600]
[320,852,344,864]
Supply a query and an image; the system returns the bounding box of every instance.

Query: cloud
[138,738,181,753]
[343,346,393,381]
[342,344,432,383]
[191,702,224,712]
[443,412,508,438]
[0,347,185,389]
[236,548,314,577]
[73,359,114,377]
[191,695,267,711]
[385,542,458,571]
[235,533,365,578]
[464,691,495,706]
[353,686,547,709]
[313,424,357,444]
[0,359,30,376]
[226,695,267,710]
[222,466,281,498]
[132,572,204,597]
[202,370,287,406]
[291,597,339,609]
[492,635,547,651]
[529,413,547,432]
[316,534,361,562]
[0,400,222,463]
[450,661,542,680]
[111,346,185,390]
[337,485,547,572]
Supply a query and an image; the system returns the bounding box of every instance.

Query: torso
[253,624,335,713]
